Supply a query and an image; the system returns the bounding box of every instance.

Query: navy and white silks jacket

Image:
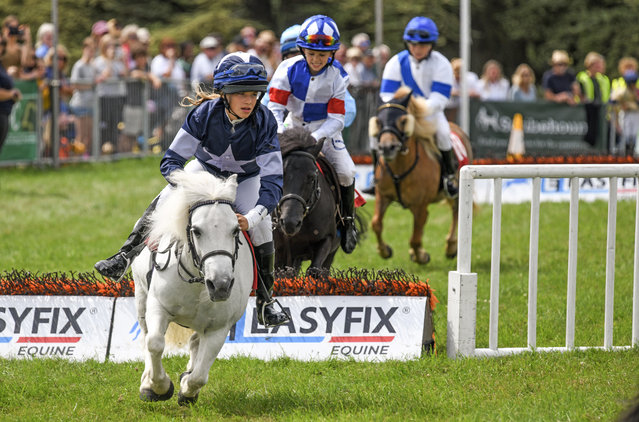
[160,98,283,214]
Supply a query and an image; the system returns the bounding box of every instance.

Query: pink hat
[92,20,109,36]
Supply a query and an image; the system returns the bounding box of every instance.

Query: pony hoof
[379,245,393,259]
[139,380,174,402]
[178,391,199,406]
[446,250,457,259]
[409,248,430,265]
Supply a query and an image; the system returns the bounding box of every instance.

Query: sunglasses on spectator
[303,34,337,47]
[553,62,568,66]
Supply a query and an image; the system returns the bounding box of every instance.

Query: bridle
[377,102,410,151]
[179,199,241,284]
[375,102,420,208]
[276,150,321,219]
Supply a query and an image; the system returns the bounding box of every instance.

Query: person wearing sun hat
[542,49,581,105]
[190,35,223,91]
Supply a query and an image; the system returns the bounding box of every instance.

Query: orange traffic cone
[507,113,525,159]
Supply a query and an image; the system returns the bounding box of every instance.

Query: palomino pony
[130,171,253,406]
[274,127,340,275]
[368,87,472,264]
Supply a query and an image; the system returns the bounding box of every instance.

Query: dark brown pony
[368,87,473,264]
[273,128,341,275]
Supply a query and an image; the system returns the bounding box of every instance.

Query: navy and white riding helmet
[213,52,268,94]
[280,24,302,57]
[296,15,341,51]
[403,17,439,44]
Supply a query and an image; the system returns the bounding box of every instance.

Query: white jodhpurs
[321,137,356,186]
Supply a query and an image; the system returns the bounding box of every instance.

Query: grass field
[1,156,639,420]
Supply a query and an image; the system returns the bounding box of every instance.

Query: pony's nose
[280,217,302,236]
[206,276,234,302]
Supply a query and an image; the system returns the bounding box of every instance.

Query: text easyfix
[248,306,398,334]
[0,307,86,334]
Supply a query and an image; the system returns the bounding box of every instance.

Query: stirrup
[94,252,131,282]
[442,175,458,199]
[257,298,291,328]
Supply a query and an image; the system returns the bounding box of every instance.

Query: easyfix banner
[0,295,114,360]
[109,296,427,362]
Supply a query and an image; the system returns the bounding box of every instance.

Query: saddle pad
[450,131,470,168]
[242,231,258,291]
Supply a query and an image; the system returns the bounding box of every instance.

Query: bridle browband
[181,199,241,284]
[276,150,321,218]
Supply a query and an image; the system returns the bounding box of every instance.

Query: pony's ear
[398,114,415,137]
[368,116,381,137]
[313,137,325,157]
[398,90,412,108]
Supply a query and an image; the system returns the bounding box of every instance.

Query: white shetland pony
[130,170,254,406]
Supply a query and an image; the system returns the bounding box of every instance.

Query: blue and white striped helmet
[296,15,341,51]
[213,52,268,94]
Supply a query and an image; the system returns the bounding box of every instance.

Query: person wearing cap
[542,49,580,105]
[94,52,289,327]
[378,16,459,198]
[190,35,223,92]
[611,57,639,155]
[91,20,109,58]
[263,23,357,128]
[268,15,359,254]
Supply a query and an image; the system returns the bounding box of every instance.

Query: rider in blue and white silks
[267,15,358,254]
[378,16,458,198]
[95,52,289,327]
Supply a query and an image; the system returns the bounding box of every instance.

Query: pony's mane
[147,171,238,246]
[279,127,317,156]
[393,86,437,142]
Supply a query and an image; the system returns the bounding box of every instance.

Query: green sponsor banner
[469,99,608,158]
[0,80,38,162]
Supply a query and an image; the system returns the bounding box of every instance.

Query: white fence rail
[447,164,639,358]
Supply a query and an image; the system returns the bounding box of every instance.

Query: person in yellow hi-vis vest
[576,52,610,146]
[611,57,639,156]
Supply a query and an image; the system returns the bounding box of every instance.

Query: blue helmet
[280,24,301,57]
[296,15,341,51]
[403,17,439,43]
[213,52,268,94]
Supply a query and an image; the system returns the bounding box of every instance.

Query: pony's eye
[191,227,202,237]
[233,226,240,236]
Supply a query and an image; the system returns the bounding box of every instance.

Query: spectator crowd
[1,13,637,158]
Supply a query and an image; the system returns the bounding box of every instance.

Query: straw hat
[550,50,571,65]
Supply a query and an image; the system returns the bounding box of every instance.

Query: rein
[276,150,321,219]
[376,102,419,208]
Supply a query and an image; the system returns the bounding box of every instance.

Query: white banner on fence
[0,296,114,361]
[473,176,639,204]
[109,296,426,362]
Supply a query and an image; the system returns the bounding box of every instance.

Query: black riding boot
[94,195,159,280]
[339,183,358,254]
[255,242,290,327]
[440,149,459,198]
[361,149,378,195]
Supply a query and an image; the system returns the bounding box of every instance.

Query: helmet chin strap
[222,94,242,120]
[301,50,337,72]
[405,42,435,62]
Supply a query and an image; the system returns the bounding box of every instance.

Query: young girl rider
[267,15,358,254]
[378,16,458,198]
[94,52,290,327]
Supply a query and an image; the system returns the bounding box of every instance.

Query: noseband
[183,199,241,283]
[277,150,321,218]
